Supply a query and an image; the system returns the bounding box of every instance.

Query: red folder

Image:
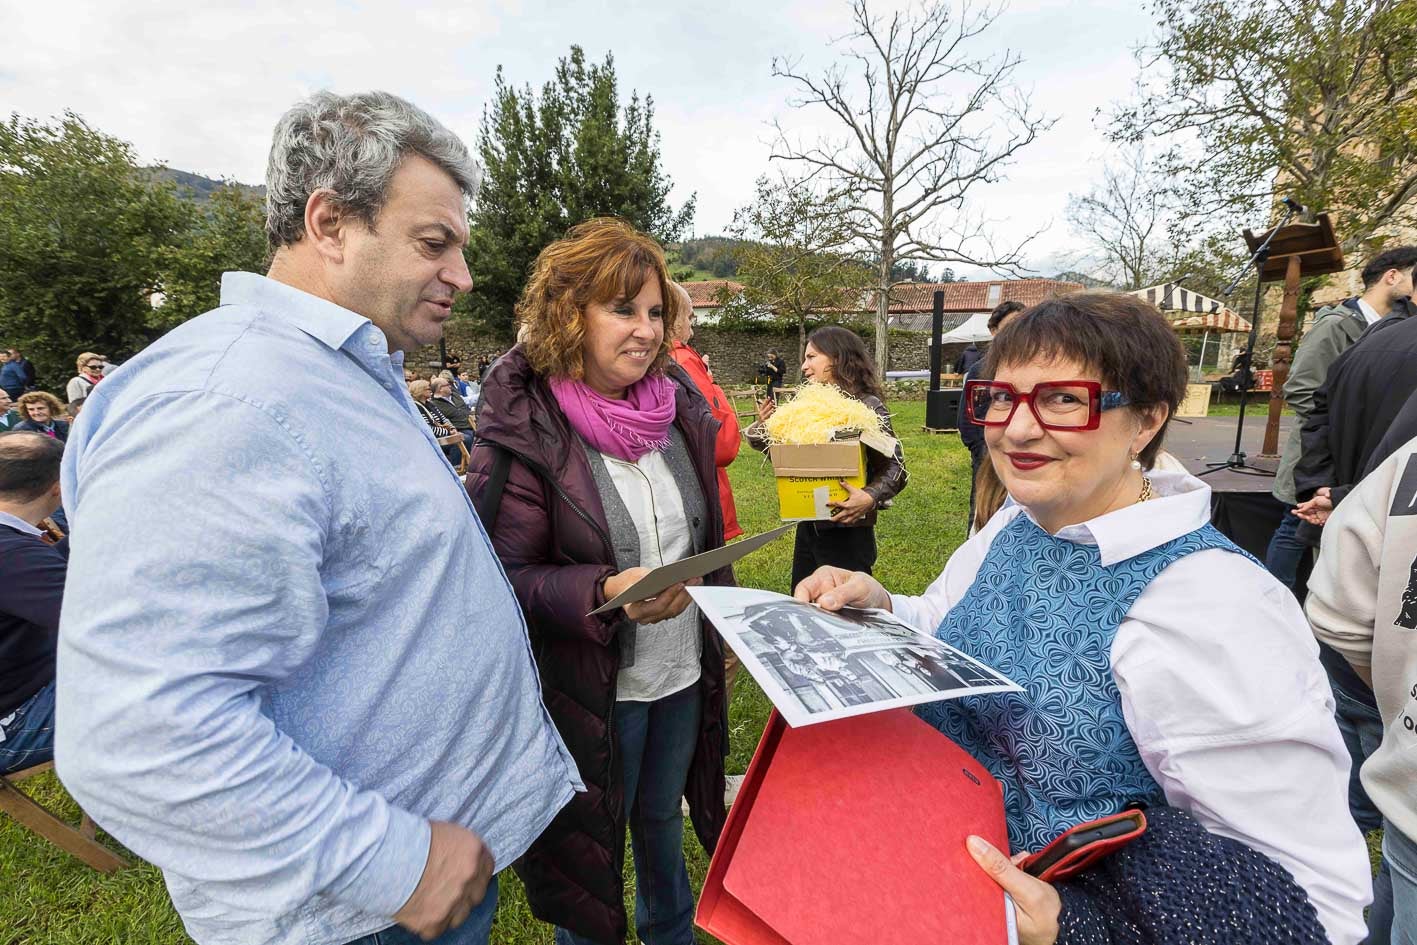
[697,709,1014,945]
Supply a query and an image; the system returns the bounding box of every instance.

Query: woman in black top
[749,327,908,586]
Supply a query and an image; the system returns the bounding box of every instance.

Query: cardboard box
[766,430,898,521]
[767,442,867,521]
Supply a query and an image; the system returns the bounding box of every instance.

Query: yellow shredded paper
[762,383,884,445]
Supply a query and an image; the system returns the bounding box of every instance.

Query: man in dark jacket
[0,347,37,399]
[0,431,67,775]
[958,300,1025,526]
[1268,247,1417,591]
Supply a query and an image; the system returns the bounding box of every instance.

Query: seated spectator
[409,379,461,465]
[458,370,481,408]
[0,431,67,775]
[13,392,69,442]
[430,376,475,450]
[66,352,105,403]
[0,390,19,431]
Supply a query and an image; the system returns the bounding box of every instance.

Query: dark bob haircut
[984,291,1188,468]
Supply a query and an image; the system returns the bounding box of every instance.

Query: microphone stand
[1196,204,1300,478]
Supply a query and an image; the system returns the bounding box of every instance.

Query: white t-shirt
[603,449,703,702]
[891,471,1372,945]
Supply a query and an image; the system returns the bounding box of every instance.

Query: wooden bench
[0,761,128,872]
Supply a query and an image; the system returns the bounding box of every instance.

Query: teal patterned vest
[916,512,1253,852]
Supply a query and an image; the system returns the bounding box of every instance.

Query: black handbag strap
[474,443,515,534]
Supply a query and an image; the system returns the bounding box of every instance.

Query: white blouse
[603,448,703,703]
[891,471,1371,945]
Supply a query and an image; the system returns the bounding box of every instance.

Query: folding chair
[0,761,128,872]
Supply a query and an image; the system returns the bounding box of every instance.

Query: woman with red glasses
[795,292,1370,944]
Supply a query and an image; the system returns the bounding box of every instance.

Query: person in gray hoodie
[1307,430,1417,945]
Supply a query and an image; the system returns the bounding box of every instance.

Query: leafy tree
[156,183,268,329]
[0,112,188,389]
[718,175,871,366]
[466,46,695,335]
[1113,0,1417,251]
[771,0,1050,370]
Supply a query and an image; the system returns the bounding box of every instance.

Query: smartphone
[1022,817,1140,878]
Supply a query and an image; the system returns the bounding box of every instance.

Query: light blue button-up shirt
[56,273,582,945]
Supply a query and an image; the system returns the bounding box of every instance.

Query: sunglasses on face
[964,379,1131,432]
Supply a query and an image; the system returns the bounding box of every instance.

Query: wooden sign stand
[1241,214,1344,457]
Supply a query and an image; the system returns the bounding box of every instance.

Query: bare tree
[1065,148,1175,290]
[771,0,1051,370]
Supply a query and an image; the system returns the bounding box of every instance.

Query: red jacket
[671,341,743,540]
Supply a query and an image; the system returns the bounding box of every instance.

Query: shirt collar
[1356,297,1382,326]
[1018,470,1212,567]
[0,510,42,537]
[220,272,376,353]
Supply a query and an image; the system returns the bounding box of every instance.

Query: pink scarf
[550,373,676,462]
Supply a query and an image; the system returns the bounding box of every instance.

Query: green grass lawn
[0,401,970,945]
[0,401,1375,943]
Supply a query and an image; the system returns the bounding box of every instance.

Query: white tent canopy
[939,312,992,344]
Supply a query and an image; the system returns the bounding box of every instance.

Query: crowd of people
[0,88,1412,945]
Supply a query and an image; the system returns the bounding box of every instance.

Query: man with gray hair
[55,91,581,945]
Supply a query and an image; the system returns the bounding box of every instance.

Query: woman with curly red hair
[465,218,730,945]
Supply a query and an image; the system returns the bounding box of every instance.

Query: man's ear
[303,190,348,264]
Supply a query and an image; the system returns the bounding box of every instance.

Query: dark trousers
[1264,507,1309,593]
[790,521,877,590]
[965,440,987,529]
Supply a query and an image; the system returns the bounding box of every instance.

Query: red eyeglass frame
[963,378,1110,432]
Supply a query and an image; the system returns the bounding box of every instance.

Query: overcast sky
[3,0,1159,280]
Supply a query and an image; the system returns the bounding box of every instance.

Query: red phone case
[1019,809,1148,883]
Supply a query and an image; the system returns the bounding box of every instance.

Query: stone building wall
[410,319,969,383]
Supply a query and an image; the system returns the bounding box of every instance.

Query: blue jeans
[0,681,56,775]
[341,877,498,945]
[556,683,702,945]
[1333,678,1386,834]
[1328,676,1393,943]
[1264,506,1306,591]
[1386,823,1417,945]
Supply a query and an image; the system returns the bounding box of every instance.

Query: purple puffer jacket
[465,346,729,943]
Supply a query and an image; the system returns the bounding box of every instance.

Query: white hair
[265,90,480,249]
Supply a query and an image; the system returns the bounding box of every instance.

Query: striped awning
[1130,282,1252,334]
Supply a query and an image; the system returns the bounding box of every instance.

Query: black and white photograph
[688,587,1021,727]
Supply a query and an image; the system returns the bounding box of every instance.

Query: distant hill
[146,167,264,203]
[1051,270,1111,289]
[671,236,745,279]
